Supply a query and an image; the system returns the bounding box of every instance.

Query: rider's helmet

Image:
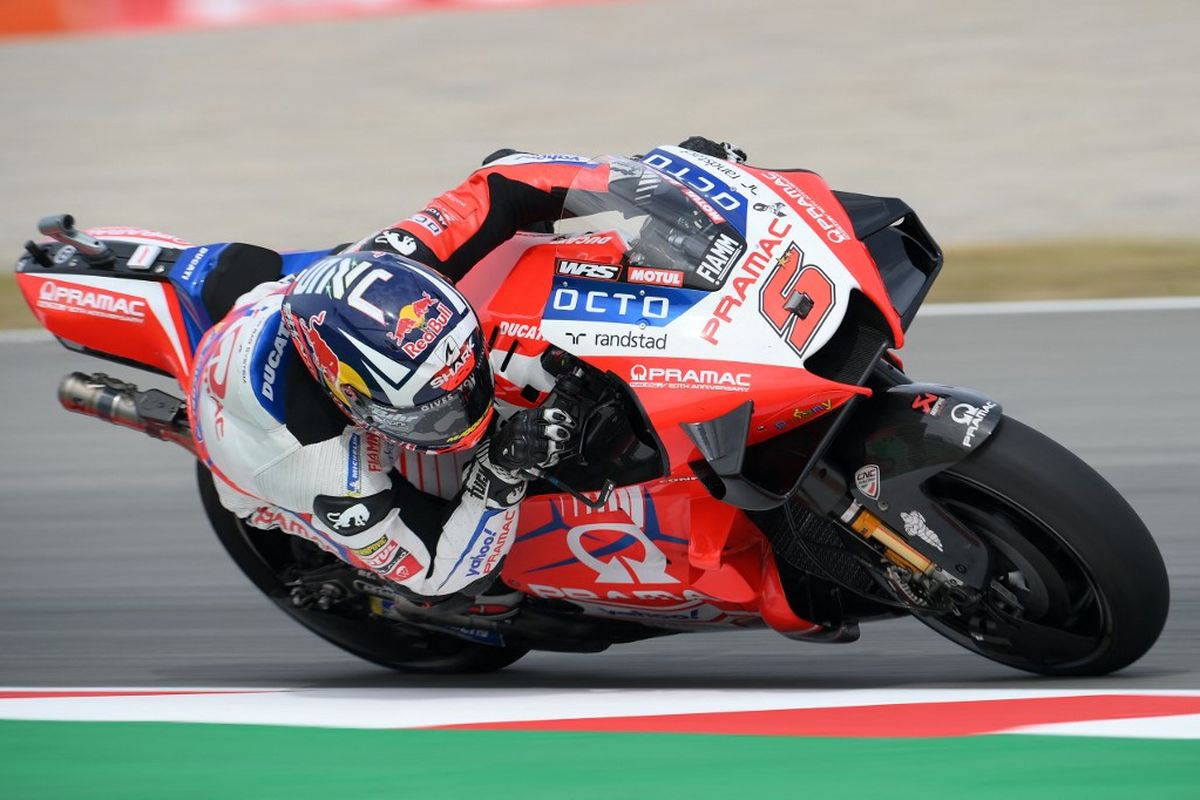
[281,251,494,452]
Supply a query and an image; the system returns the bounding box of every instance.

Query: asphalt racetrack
[1,306,1196,690]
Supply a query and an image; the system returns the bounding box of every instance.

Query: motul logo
[37,280,147,320]
[555,260,620,280]
[627,267,683,287]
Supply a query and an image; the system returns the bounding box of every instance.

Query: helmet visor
[348,357,494,451]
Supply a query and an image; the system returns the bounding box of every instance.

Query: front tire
[196,463,529,674]
[917,416,1168,676]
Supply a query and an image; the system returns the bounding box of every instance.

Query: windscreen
[555,156,747,290]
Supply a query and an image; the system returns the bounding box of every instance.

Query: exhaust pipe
[58,372,196,455]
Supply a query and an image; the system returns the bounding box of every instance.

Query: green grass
[0,273,35,329]
[931,239,1200,302]
[3,240,1198,329]
[1,721,1198,800]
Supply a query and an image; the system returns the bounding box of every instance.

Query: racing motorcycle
[13,146,1170,676]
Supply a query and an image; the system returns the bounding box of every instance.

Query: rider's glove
[677,136,748,164]
[488,407,576,481]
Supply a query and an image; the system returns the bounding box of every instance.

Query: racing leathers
[192,141,740,599]
[190,150,611,599]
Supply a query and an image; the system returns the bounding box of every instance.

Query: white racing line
[1,687,1199,739]
[4,296,1198,346]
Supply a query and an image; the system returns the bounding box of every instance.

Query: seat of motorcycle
[201,243,284,321]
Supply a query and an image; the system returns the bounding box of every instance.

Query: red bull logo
[389,291,453,359]
[292,310,341,388]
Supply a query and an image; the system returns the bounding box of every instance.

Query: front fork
[799,364,1004,599]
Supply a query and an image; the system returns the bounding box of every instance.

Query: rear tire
[196,463,528,674]
[916,417,1168,676]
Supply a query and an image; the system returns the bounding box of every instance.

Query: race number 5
[758,243,835,358]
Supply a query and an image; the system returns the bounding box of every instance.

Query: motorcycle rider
[190,136,745,613]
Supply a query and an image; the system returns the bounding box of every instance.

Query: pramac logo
[565,523,678,584]
[36,280,147,322]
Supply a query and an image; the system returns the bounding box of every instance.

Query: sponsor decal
[250,507,334,553]
[346,434,362,493]
[291,256,395,324]
[430,339,475,390]
[465,458,490,501]
[85,227,192,248]
[951,401,998,448]
[696,232,746,286]
[497,321,544,340]
[760,171,852,245]
[36,280,148,322]
[793,399,834,420]
[554,260,621,281]
[554,233,612,246]
[564,521,678,584]
[679,185,726,224]
[353,535,388,557]
[753,201,788,218]
[365,432,386,472]
[465,509,518,578]
[326,502,370,530]
[629,363,750,393]
[701,217,793,345]
[506,153,592,164]
[900,510,944,551]
[410,213,442,236]
[911,392,946,415]
[385,549,424,582]
[361,539,402,570]
[388,291,453,358]
[375,229,418,256]
[528,586,720,602]
[179,247,209,282]
[546,282,682,327]
[260,326,289,402]
[290,310,342,390]
[592,331,667,350]
[627,267,684,287]
[641,150,745,214]
[420,206,451,228]
[855,464,881,500]
[681,150,745,181]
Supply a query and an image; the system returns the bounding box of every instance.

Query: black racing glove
[677,136,748,164]
[488,407,576,481]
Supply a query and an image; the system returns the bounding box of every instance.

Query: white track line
[0,328,52,344]
[918,296,1200,316]
[2,687,1199,731]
